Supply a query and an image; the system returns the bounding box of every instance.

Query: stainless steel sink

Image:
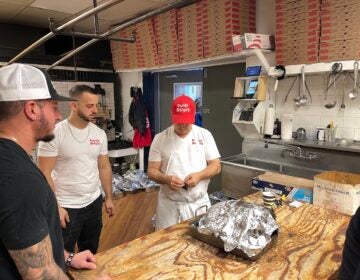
[233,155,324,179]
[220,154,325,199]
[280,164,323,179]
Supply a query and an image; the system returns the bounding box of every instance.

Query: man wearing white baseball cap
[0,64,110,280]
[148,95,221,230]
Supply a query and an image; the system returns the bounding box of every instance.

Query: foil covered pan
[189,200,278,261]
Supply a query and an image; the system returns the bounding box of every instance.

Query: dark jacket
[129,87,147,135]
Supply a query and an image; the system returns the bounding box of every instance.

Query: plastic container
[281,114,293,140]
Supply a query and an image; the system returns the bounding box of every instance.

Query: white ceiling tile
[9,6,71,28]
[98,0,165,21]
[71,17,112,33]
[0,0,177,32]
[0,2,26,22]
[0,0,34,5]
[30,0,93,14]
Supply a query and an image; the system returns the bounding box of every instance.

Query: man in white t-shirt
[148,95,221,230]
[38,85,115,254]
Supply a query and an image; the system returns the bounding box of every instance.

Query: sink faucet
[264,140,317,160]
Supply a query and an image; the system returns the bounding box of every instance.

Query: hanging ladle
[349,61,358,100]
[341,74,346,109]
[324,74,337,109]
[299,66,308,105]
[324,63,342,109]
[294,73,302,106]
[293,72,302,104]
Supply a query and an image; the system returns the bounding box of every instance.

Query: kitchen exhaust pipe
[47,0,196,70]
[5,0,126,66]
[49,18,137,43]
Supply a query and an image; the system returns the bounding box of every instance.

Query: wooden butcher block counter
[69,193,351,280]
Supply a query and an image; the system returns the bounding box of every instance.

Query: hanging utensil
[322,73,341,96]
[299,66,308,105]
[324,63,342,109]
[349,61,359,100]
[283,76,298,103]
[293,73,302,104]
[324,74,337,109]
[304,81,312,103]
[341,74,346,109]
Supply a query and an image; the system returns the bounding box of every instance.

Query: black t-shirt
[339,207,360,280]
[0,139,65,279]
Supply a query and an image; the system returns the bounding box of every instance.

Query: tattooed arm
[9,235,68,280]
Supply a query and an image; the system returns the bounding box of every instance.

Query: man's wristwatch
[65,252,75,268]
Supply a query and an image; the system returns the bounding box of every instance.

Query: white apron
[155,149,211,230]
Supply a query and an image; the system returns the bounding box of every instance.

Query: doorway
[157,69,203,132]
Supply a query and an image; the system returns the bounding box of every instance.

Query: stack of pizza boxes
[110,19,158,69]
[177,2,203,62]
[275,0,321,65]
[320,0,360,62]
[202,0,256,58]
[153,9,179,65]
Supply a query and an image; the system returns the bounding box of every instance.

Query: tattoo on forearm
[9,235,68,279]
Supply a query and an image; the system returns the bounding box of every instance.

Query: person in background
[147,95,221,230]
[0,64,110,279]
[38,85,115,255]
[194,98,202,127]
[339,207,360,279]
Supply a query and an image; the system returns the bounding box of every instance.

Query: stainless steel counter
[220,139,360,199]
[267,138,360,154]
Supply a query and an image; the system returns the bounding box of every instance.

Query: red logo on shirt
[192,139,196,145]
[90,139,100,145]
[199,139,203,145]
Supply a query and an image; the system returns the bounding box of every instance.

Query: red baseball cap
[171,95,195,124]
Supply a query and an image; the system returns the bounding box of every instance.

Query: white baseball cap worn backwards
[0,63,75,102]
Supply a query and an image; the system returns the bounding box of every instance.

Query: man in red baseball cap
[148,95,221,230]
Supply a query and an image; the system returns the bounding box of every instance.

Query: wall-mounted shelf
[116,49,272,73]
[268,60,359,77]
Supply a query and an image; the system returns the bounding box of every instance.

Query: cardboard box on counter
[252,172,314,203]
[314,171,360,215]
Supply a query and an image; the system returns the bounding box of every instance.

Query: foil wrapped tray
[189,201,278,261]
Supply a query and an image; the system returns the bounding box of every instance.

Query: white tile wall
[53,81,115,120]
[271,74,360,140]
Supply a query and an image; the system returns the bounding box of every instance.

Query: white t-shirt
[38,119,108,208]
[149,125,220,202]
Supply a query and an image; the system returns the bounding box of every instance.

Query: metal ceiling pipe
[49,18,136,42]
[5,0,126,65]
[47,0,196,70]
[93,0,100,34]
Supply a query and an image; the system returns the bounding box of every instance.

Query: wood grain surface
[97,190,158,252]
[70,192,350,280]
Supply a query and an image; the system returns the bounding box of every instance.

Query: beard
[35,112,55,142]
[77,109,95,123]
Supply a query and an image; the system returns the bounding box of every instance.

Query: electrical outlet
[203,108,211,114]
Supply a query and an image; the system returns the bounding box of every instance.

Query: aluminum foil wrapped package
[123,169,160,190]
[198,200,278,258]
[112,174,124,192]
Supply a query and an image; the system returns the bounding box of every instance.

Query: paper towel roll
[281,113,293,140]
[264,106,275,136]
